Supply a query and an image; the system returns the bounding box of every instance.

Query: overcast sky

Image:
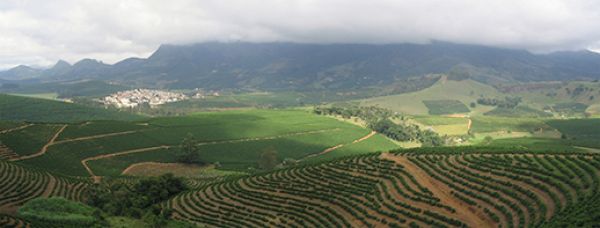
[2,0,600,69]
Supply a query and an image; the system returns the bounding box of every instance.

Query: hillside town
[102,89,188,108]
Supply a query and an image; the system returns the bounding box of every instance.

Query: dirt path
[380,153,495,228]
[0,124,33,134]
[11,125,67,161]
[53,130,138,145]
[353,131,376,143]
[302,131,377,160]
[467,118,472,131]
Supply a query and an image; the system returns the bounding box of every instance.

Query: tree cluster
[315,104,445,147]
[314,104,396,123]
[477,96,522,108]
[86,174,187,224]
[369,119,445,147]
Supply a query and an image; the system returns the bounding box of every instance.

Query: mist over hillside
[2,42,600,90]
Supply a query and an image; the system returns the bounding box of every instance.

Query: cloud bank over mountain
[1,0,600,69]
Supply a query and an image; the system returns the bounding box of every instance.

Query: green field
[0,121,25,131]
[487,137,583,152]
[303,133,398,162]
[547,118,600,148]
[0,93,142,123]
[18,109,393,176]
[484,106,553,118]
[412,116,469,125]
[360,78,500,115]
[422,100,470,115]
[470,116,553,133]
[412,116,470,136]
[57,120,150,141]
[0,124,62,156]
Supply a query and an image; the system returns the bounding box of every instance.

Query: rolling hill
[360,77,501,115]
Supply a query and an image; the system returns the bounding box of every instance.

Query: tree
[258,147,279,170]
[470,102,476,108]
[176,134,202,164]
[483,136,493,145]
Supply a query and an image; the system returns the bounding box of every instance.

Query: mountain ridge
[2,42,600,90]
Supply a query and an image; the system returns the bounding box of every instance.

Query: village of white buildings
[102,89,219,108]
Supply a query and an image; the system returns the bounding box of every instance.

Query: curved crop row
[0,214,30,228]
[0,161,90,213]
[166,152,600,228]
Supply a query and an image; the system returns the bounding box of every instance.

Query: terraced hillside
[165,150,600,227]
[0,214,30,228]
[0,161,90,214]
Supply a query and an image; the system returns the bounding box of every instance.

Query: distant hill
[0,65,42,80]
[0,94,143,123]
[2,42,600,90]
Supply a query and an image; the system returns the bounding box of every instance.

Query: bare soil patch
[122,162,237,178]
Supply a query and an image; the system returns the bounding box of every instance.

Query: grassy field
[360,78,500,115]
[422,100,470,115]
[18,109,393,176]
[412,116,470,136]
[0,93,142,123]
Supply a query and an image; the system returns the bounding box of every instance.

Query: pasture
[412,116,470,136]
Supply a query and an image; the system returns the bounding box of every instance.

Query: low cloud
[1,0,600,69]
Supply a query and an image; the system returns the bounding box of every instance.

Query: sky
[1,0,600,69]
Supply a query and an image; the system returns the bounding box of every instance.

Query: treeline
[314,104,445,147]
[477,96,522,108]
